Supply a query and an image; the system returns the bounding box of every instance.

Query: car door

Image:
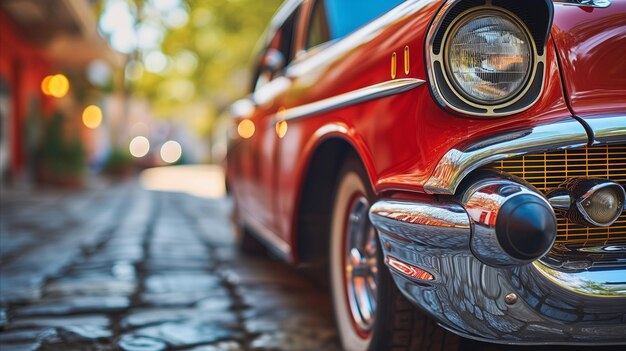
[238,2,302,253]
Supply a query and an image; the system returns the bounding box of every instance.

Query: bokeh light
[276,120,288,138]
[129,136,150,158]
[99,0,137,54]
[167,79,195,102]
[164,7,189,28]
[144,51,169,73]
[47,74,70,98]
[82,105,103,129]
[41,75,53,96]
[237,119,255,139]
[160,140,182,163]
[137,21,165,51]
[174,50,198,76]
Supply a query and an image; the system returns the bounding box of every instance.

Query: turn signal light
[548,178,626,227]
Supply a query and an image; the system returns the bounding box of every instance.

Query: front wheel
[329,157,459,351]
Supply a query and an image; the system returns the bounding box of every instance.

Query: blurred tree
[36,111,87,186]
[100,0,281,137]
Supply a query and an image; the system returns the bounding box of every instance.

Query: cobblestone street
[1,173,622,351]
[0,178,339,351]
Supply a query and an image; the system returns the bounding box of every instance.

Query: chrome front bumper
[370,116,626,345]
[370,198,626,345]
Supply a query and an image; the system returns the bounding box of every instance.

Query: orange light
[386,256,434,281]
[404,46,410,75]
[82,105,103,129]
[237,119,255,139]
[275,120,288,138]
[48,74,70,98]
[41,75,53,96]
[391,52,397,79]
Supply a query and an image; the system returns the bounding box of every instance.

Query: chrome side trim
[554,0,611,8]
[424,119,589,195]
[583,115,626,145]
[277,78,425,122]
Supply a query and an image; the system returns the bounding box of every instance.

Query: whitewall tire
[329,157,460,351]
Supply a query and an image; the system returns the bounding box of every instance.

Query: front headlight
[445,11,532,105]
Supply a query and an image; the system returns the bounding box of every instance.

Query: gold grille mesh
[492,145,626,244]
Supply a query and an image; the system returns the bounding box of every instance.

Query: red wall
[0,10,54,177]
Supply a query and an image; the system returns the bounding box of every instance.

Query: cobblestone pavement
[1,180,621,351]
[1,182,339,351]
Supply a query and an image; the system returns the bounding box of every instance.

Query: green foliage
[102,147,135,176]
[129,0,282,131]
[36,112,86,177]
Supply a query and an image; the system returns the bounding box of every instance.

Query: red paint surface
[551,1,626,117]
[227,1,601,262]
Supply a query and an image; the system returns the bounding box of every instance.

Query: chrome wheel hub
[345,196,378,333]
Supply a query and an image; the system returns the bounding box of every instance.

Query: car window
[251,6,301,92]
[306,0,331,49]
[306,0,405,49]
[278,8,300,65]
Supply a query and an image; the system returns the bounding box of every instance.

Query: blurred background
[0,0,281,190]
[0,2,346,350]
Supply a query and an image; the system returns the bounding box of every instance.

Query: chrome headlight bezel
[425,0,552,118]
[443,9,534,106]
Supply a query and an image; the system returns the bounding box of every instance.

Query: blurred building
[0,0,119,184]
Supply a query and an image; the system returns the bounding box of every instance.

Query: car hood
[551,1,626,117]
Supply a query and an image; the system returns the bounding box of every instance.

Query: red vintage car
[226,0,626,349]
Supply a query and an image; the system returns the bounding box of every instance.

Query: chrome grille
[492,144,626,244]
